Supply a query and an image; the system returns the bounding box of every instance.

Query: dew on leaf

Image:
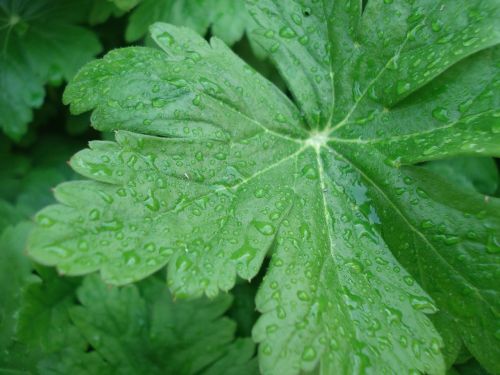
[431,107,450,122]
[410,296,437,313]
[486,233,500,253]
[298,35,310,45]
[291,13,302,25]
[279,26,296,39]
[253,221,276,236]
[297,290,311,301]
[262,344,273,355]
[403,276,414,286]
[301,165,318,180]
[301,346,317,362]
[276,307,287,319]
[45,246,73,259]
[37,214,55,227]
[396,81,411,94]
[156,31,175,46]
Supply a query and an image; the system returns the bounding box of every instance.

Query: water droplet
[269,42,280,52]
[37,215,55,227]
[298,35,309,45]
[122,251,140,266]
[253,221,276,236]
[45,246,72,259]
[156,31,175,46]
[410,296,437,313]
[301,165,318,180]
[89,209,100,220]
[301,346,317,361]
[192,95,201,106]
[231,241,257,265]
[159,247,174,257]
[214,152,227,160]
[266,324,278,334]
[431,20,442,32]
[420,220,434,229]
[430,338,441,354]
[264,29,274,38]
[146,258,158,267]
[462,37,479,47]
[444,235,460,245]
[437,34,453,44]
[396,81,411,95]
[486,233,500,253]
[403,275,414,286]
[291,13,302,25]
[279,26,296,39]
[412,340,421,358]
[385,306,403,324]
[254,188,266,198]
[297,290,311,301]
[262,343,273,355]
[299,224,311,240]
[152,98,166,108]
[276,307,286,319]
[431,107,449,122]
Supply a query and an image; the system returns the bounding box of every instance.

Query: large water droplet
[253,221,276,236]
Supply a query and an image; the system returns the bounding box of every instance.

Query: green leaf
[0,200,23,234]
[30,0,500,373]
[0,0,101,140]
[424,157,499,196]
[202,338,259,375]
[16,266,83,353]
[89,0,140,25]
[41,274,255,375]
[126,0,248,45]
[0,223,84,373]
[0,135,79,226]
[0,223,34,370]
[111,0,140,11]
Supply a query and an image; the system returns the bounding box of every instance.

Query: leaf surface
[29,1,500,373]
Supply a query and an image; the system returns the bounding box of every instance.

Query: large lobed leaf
[29,1,500,374]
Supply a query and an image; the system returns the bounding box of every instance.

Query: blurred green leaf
[0,0,101,140]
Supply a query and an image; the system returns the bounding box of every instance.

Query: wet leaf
[29,1,500,374]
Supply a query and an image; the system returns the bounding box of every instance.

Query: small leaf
[126,0,248,45]
[0,0,101,139]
